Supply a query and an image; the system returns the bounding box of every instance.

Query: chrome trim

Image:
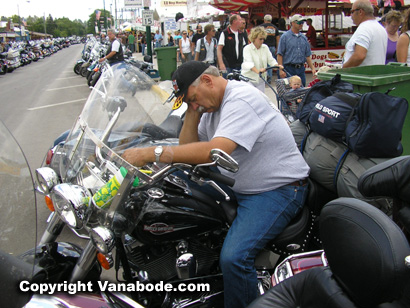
[90,226,115,254]
[69,241,97,282]
[35,167,59,194]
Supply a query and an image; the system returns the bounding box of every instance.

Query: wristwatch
[154,146,163,163]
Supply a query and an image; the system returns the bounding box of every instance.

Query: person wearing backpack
[342,0,387,67]
[194,24,218,66]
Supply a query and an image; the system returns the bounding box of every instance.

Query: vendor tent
[209,0,264,11]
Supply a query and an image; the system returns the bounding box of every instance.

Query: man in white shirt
[194,24,217,65]
[217,14,247,77]
[342,0,387,67]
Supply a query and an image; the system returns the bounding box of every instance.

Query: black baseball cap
[171,61,210,100]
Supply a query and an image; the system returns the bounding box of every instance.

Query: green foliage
[3,13,91,37]
[86,9,113,35]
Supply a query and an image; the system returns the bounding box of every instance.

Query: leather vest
[197,37,217,63]
[106,39,124,64]
[222,27,245,68]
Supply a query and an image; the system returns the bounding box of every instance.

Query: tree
[86,9,112,35]
[3,12,90,37]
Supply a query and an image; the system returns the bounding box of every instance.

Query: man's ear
[201,74,213,86]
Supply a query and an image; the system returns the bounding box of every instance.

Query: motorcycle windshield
[0,119,37,307]
[57,62,183,193]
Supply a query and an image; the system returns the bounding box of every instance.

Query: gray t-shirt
[198,80,310,193]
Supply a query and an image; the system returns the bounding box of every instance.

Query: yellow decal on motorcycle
[173,95,184,110]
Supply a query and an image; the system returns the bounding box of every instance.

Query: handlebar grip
[208,171,235,187]
[197,167,235,187]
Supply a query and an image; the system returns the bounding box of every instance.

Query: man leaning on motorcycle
[122,61,310,308]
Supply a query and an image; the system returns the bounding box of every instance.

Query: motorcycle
[34,63,315,307]
[74,37,98,75]
[247,156,410,308]
[0,118,149,308]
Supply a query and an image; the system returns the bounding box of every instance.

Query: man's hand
[279,70,287,78]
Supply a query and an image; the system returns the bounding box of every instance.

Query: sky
[2,0,119,22]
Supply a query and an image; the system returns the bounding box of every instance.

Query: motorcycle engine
[124,234,223,282]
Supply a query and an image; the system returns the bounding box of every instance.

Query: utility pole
[17,4,22,41]
[115,0,117,30]
[44,12,47,37]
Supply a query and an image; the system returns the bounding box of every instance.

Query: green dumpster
[317,64,410,155]
[154,46,178,81]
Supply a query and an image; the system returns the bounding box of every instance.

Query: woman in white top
[241,27,282,93]
[397,8,410,66]
[179,30,193,63]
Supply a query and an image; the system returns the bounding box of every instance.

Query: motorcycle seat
[358,155,410,203]
[247,267,358,308]
[320,198,410,307]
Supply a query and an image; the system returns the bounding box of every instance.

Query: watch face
[155,146,163,155]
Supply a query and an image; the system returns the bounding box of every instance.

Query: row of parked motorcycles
[0,37,77,76]
[1,57,409,307]
[73,37,158,87]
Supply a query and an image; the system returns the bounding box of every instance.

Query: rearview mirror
[210,149,239,173]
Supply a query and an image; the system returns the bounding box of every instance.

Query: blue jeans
[220,184,308,308]
[141,44,146,56]
[267,46,276,82]
[282,64,306,87]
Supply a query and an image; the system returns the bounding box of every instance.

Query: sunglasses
[182,33,187,35]
[350,8,361,14]
[296,20,305,25]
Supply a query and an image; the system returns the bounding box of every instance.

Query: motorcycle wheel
[73,63,82,75]
[0,65,6,75]
[80,66,89,77]
[87,71,95,86]
[85,69,93,80]
[90,72,101,87]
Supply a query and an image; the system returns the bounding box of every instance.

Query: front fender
[18,242,101,283]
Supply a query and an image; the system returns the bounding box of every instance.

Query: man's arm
[277,54,287,78]
[179,106,201,145]
[122,137,237,166]
[217,45,226,71]
[306,56,316,76]
[99,50,116,62]
[342,44,367,68]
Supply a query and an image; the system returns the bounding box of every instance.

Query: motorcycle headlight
[90,226,115,254]
[51,183,91,229]
[36,167,59,194]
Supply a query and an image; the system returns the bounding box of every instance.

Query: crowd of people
[119,2,410,308]
[116,0,410,93]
